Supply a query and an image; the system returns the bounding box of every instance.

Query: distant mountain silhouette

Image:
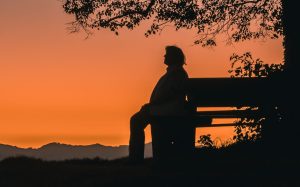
[0,142,152,161]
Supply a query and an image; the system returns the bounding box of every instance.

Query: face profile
[164,53,171,65]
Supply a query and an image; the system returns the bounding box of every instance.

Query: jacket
[149,65,189,116]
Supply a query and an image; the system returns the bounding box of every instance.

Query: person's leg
[129,110,150,162]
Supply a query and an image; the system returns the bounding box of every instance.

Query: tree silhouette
[228,52,284,143]
[62,0,299,71]
[63,0,282,47]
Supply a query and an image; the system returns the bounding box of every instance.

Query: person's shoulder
[171,67,188,79]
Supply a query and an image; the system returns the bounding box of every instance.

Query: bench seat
[151,77,283,161]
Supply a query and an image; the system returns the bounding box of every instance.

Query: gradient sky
[0,0,283,148]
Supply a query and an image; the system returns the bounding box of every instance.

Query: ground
[1,144,299,187]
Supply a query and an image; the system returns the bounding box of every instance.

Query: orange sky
[0,0,283,148]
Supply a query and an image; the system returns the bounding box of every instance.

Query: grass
[0,142,299,187]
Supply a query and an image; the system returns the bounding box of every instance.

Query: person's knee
[130,114,137,125]
[131,113,147,131]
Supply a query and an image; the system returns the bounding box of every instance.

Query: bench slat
[195,110,265,118]
[187,77,283,107]
[195,123,259,127]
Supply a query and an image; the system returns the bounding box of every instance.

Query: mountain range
[0,142,152,161]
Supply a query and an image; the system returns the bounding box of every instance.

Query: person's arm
[150,71,188,105]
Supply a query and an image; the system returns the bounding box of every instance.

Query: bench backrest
[186,78,283,107]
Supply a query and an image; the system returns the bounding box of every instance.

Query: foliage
[228,52,284,142]
[229,52,284,78]
[197,134,234,148]
[62,0,282,46]
[233,120,263,143]
[197,134,214,148]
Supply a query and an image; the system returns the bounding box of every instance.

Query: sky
[0,0,283,148]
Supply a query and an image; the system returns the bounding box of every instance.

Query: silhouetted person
[129,46,189,163]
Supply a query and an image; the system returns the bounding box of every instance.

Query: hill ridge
[0,142,152,161]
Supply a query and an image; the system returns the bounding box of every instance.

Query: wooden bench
[151,77,283,161]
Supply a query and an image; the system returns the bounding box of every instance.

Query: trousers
[129,108,151,162]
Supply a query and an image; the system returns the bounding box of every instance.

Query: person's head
[164,46,186,66]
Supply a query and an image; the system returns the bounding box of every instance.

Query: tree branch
[104,0,156,24]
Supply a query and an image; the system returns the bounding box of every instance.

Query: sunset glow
[0,0,283,148]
